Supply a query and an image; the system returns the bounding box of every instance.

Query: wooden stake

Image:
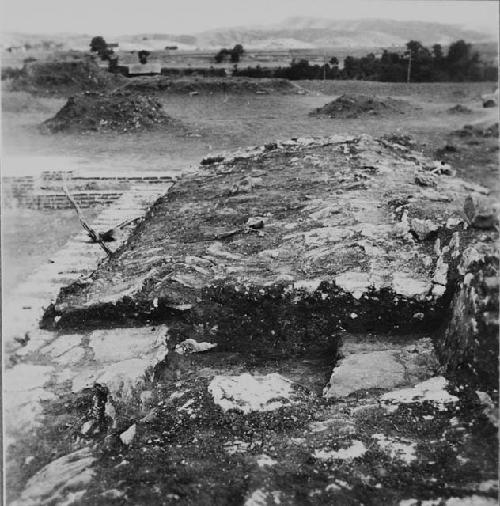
[62,184,113,257]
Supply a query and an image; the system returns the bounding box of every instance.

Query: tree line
[233,40,497,82]
[214,44,245,63]
[87,36,496,82]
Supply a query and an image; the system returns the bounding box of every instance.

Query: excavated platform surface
[6,136,498,506]
[52,134,489,339]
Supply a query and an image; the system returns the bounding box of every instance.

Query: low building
[121,62,162,76]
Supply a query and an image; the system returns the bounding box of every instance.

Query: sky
[1,0,499,36]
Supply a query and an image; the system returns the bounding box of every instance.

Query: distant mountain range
[185,17,495,49]
[3,17,496,51]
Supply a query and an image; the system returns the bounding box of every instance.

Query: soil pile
[122,76,305,95]
[447,104,473,114]
[453,122,499,138]
[382,133,416,148]
[311,94,412,118]
[41,90,174,133]
[10,60,123,95]
[435,122,499,193]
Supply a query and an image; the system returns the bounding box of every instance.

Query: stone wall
[2,172,174,209]
[438,240,499,392]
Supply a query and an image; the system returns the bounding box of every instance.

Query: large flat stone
[324,350,406,398]
[324,339,438,398]
[88,325,168,363]
[12,448,96,506]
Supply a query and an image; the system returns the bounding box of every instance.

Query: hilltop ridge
[3,17,495,51]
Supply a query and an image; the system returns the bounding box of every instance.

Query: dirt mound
[448,104,473,114]
[10,59,123,95]
[122,76,305,95]
[382,133,416,148]
[453,122,499,138]
[40,90,175,133]
[311,94,412,119]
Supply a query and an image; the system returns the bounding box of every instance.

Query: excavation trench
[7,312,474,506]
[7,314,439,505]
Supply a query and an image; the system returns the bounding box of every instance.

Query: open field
[2,80,497,176]
[297,80,497,101]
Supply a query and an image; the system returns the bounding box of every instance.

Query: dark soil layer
[311,94,414,119]
[121,76,305,95]
[9,352,497,505]
[40,90,177,133]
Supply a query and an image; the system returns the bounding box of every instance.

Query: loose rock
[464,194,499,230]
[411,218,439,241]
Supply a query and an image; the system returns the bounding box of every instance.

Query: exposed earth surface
[5,133,499,506]
[2,64,499,505]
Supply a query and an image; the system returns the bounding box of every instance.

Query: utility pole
[323,50,326,81]
[406,50,412,84]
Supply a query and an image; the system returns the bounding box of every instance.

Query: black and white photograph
[1,0,499,504]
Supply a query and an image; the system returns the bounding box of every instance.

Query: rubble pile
[453,122,499,138]
[434,121,499,193]
[448,104,472,114]
[447,104,473,114]
[311,94,413,119]
[40,90,176,133]
[10,59,123,95]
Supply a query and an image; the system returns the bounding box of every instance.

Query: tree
[138,50,151,64]
[214,48,229,63]
[90,36,108,55]
[230,44,244,63]
[406,40,423,58]
[89,36,115,62]
[213,38,495,83]
[446,40,479,81]
[432,44,443,61]
[343,56,360,79]
[447,40,471,64]
[89,35,118,72]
